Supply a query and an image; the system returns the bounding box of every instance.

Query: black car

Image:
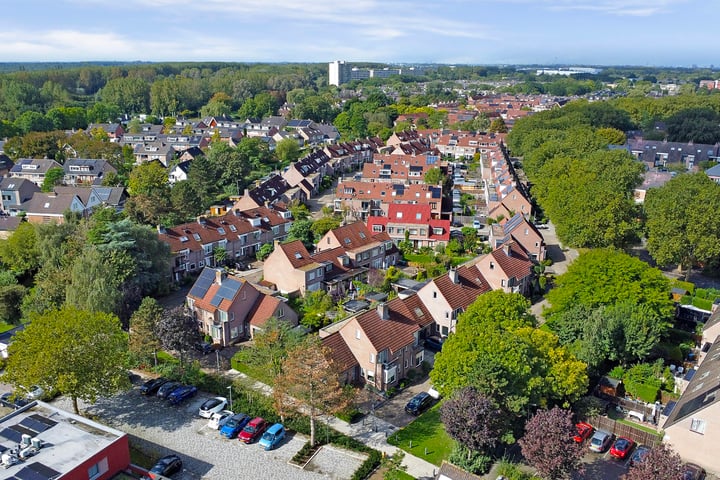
[424,336,444,352]
[0,392,29,409]
[148,454,182,479]
[405,392,433,416]
[156,381,182,399]
[194,342,213,355]
[139,377,169,395]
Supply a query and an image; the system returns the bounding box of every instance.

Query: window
[501,279,506,287]
[230,326,241,339]
[356,328,361,339]
[87,458,108,480]
[203,244,213,255]
[370,353,375,364]
[218,227,226,235]
[372,225,383,232]
[690,418,706,434]
[416,213,422,220]
[489,261,494,270]
[277,307,284,318]
[415,351,424,366]
[433,291,437,299]
[272,226,280,235]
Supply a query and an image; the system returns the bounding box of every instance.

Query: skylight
[193,233,201,241]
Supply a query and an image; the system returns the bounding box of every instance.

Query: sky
[0,0,717,67]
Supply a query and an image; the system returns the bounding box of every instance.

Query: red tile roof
[321,332,359,373]
[490,242,533,280]
[247,295,281,328]
[326,221,380,252]
[399,294,435,328]
[354,299,420,355]
[277,240,317,269]
[432,265,492,311]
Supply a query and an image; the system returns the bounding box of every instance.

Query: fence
[589,415,663,447]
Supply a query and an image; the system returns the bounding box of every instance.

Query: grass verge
[387,403,453,466]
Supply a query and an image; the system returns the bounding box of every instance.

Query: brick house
[488,213,546,261]
[474,242,534,295]
[366,204,450,249]
[316,221,398,270]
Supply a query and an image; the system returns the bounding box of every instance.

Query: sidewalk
[224,369,439,479]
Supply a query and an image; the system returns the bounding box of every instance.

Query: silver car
[589,430,612,452]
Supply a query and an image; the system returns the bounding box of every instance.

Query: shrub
[448,444,492,475]
[671,280,695,294]
[693,297,713,311]
[573,396,606,421]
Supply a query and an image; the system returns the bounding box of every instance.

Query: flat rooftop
[0,401,126,480]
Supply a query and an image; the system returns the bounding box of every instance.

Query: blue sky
[1,0,716,67]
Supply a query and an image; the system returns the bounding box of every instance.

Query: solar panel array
[210,278,242,307]
[10,462,61,480]
[188,267,215,298]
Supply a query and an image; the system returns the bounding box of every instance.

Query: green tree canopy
[4,306,129,414]
[645,173,720,279]
[0,222,39,277]
[274,137,301,165]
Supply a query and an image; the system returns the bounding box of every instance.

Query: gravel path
[50,390,344,480]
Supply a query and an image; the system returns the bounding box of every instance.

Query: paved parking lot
[48,387,359,480]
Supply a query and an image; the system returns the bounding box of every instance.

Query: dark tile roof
[432,265,491,311]
[321,331,359,373]
[488,242,533,281]
[354,298,420,354]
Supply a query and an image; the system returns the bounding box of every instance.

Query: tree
[3,306,129,414]
[519,407,584,480]
[424,167,444,185]
[129,297,163,366]
[545,249,674,323]
[310,216,341,238]
[275,138,301,165]
[287,219,316,250]
[156,306,201,366]
[233,317,303,378]
[622,443,684,480]
[301,290,334,329]
[274,337,350,447]
[488,117,508,133]
[41,167,65,192]
[256,242,274,261]
[441,386,507,455]
[65,247,123,315]
[0,222,39,277]
[645,173,720,280]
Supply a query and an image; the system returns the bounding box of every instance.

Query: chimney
[448,267,459,284]
[377,302,389,320]
[215,268,225,285]
[503,243,511,256]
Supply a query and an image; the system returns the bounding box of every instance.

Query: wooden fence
[589,415,663,447]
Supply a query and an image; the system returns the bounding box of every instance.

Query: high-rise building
[328,60,351,86]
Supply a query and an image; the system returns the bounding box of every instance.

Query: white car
[198,397,228,418]
[208,410,234,430]
[24,385,44,400]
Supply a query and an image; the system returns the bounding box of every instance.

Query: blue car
[219,413,250,439]
[156,381,182,399]
[167,385,198,405]
[259,423,285,450]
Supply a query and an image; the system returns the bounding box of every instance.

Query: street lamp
[227,385,233,411]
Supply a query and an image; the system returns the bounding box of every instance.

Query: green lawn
[405,254,434,264]
[387,404,453,467]
[230,354,275,385]
[0,323,16,334]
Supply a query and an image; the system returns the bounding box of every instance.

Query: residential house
[335,300,425,392]
[91,186,128,212]
[187,267,297,346]
[323,139,378,173]
[87,122,125,141]
[168,160,192,184]
[435,461,483,480]
[705,163,720,184]
[488,213,546,261]
[360,153,441,185]
[282,150,333,195]
[334,181,442,221]
[20,191,87,224]
[263,239,370,298]
[321,331,360,385]
[627,139,720,171]
[474,242,534,295]
[52,186,105,211]
[662,336,720,474]
[316,221,398,270]
[9,158,63,187]
[0,177,40,215]
[158,205,293,282]
[232,174,302,211]
[0,153,13,176]
[634,170,675,203]
[416,265,491,337]
[133,142,175,166]
[435,132,505,160]
[63,158,117,185]
[0,216,22,238]
[366,204,450,249]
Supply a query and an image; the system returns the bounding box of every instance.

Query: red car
[573,422,594,443]
[609,436,635,460]
[238,417,268,444]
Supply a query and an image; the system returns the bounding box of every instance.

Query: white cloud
[514,0,688,16]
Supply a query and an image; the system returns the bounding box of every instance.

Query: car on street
[220,413,251,439]
[609,436,635,459]
[573,422,594,443]
[139,377,169,396]
[156,381,182,399]
[198,396,228,418]
[534,223,549,229]
[589,430,613,453]
[148,454,182,479]
[629,445,651,467]
[424,336,444,353]
[167,385,198,405]
[259,423,286,450]
[682,463,706,480]
[208,410,234,430]
[0,392,29,409]
[472,219,482,229]
[238,416,268,443]
[194,342,213,355]
[405,392,433,416]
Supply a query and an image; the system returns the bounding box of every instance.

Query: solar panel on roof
[0,427,23,442]
[10,424,37,438]
[28,414,56,429]
[189,268,215,298]
[19,417,50,434]
[15,463,61,480]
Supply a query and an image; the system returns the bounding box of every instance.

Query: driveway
[49,387,354,480]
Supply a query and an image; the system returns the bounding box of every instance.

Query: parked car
[167,385,198,405]
[194,342,213,355]
[629,445,651,467]
[424,336,444,353]
[589,430,612,452]
[139,377,169,396]
[208,410,234,430]
[220,413,251,439]
[609,436,635,459]
[148,454,182,479]
[0,392,29,409]
[472,219,482,229]
[156,381,182,399]
[405,392,433,416]
[259,423,286,450]
[573,422,594,443]
[682,463,706,480]
[23,385,44,400]
[198,397,228,418]
[534,223,549,230]
[238,416,268,444]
